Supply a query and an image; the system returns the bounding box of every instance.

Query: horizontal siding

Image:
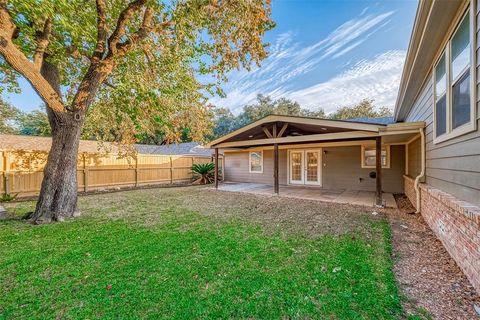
[322,145,404,193]
[407,138,422,178]
[224,145,405,194]
[224,150,287,185]
[403,3,480,206]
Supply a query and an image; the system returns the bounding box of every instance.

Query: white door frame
[287,148,322,186]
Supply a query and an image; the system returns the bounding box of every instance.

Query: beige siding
[322,145,404,193]
[407,137,422,178]
[224,150,288,185]
[404,3,480,206]
[224,145,405,193]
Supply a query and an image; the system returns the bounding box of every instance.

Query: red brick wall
[403,175,417,209]
[419,183,480,293]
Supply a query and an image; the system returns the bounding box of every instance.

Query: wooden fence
[0,150,223,197]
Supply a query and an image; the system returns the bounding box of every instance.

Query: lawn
[1,186,404,319]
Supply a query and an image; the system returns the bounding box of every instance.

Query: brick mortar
[403,175,417,209]
[418,183,480,293]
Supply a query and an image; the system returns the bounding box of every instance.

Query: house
[0,134,213,156]
[208,0,480,293]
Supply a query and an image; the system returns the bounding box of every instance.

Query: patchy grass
[1,187,404,319]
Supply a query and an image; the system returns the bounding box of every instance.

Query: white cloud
[286,50,406,113]
[209,10,399,114]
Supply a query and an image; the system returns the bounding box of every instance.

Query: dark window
[452,69,471,129]
[436,95,447,136]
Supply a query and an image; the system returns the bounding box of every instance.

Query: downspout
[414,127,425,213]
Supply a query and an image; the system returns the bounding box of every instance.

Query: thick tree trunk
[29,58,86,223]
[30,115,83,223]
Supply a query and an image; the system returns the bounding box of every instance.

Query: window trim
[360,145,391,169]
[248,151,263,173]
[433,5,477,145]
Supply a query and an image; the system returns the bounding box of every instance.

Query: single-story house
[208,0,480,293]
[0,134,213,157]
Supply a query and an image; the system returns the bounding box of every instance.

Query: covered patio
[208,115,425,208]
[216,182,398,208]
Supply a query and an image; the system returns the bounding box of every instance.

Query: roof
[394,0,464,121]
[134,142,213,156]
[207,114,423,148]
[347,117,395,125]
[0,134,110,153]
[0,134,212,156]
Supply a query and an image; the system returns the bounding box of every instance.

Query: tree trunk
[29,58,85,223]
[30,114,83,223]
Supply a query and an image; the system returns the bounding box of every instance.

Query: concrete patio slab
[216,182,398,208]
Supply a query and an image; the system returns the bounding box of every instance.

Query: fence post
[135,156,139,187]
[83,153,88,193]
[169,156,173,184]
[2,151,9,196]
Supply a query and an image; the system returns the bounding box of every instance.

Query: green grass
[1,189,404,319]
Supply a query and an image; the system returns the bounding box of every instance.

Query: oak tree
[0,0,274,223]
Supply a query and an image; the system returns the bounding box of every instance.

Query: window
[361,145,390,169]
[433,8,476,143]
[249,151,263,173]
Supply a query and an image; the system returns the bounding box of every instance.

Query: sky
[2,0,418,115]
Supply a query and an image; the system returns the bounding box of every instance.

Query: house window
[361,145,390,169]
[433,8,476,143]
[249,151,263,173]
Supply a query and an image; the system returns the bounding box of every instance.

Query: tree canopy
[210,95,392,139]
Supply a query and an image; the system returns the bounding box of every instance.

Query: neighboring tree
[211,107,237,139]
[0,0,274,223]
[19,108,51,136]
[210,94,326,139]
[0,97,20,134]
[329,99,392,120]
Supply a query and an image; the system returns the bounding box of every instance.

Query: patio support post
[375,136,383,207]
[274,143,279,194]
[214,148,219,189]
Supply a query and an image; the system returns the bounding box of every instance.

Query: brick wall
[403,175,417,209]
[418,183,480,293]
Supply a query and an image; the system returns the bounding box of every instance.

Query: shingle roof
[0,134,213,156]
[346,116,395,125]
[134,142,213,156]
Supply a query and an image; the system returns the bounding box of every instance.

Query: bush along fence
[0,150,223,198]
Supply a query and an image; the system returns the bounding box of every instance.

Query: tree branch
[113,7,154,58]
[92,0,107,61]
[107,0,147,57]
[0,4,65,113]
[33,18,52,70]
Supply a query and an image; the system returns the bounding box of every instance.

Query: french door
[289,149,322,186]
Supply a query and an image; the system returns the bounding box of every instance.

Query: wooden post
[83,153,88,193]
[214,148,219,189]
[169,156,173,184]
[3,151,9,196]
[134,156,139,187]
[375,136,383,207]
[274,143,279,194]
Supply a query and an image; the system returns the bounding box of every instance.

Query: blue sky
[2,0,418,115]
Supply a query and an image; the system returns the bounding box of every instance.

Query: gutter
[414,127,426,213]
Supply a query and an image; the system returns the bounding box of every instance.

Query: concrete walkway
[216,182,398,208]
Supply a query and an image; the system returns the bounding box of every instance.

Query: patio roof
[207,115,425,149]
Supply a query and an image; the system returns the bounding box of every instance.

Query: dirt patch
[389,196,480,319]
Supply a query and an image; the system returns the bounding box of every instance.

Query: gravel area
[389,194,480,319]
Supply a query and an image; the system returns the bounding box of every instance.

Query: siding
[322,145,405,193]
[223,145,405,193]
[404,0,480,206]
[407,137,422,178]
[224,150,288,185]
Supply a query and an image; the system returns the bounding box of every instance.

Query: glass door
[289,151,304,184]
[289,149,322,186]
[305,150,321,185]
